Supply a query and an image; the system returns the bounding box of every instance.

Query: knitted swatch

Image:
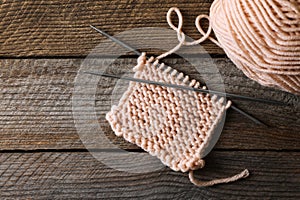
[106,53,249,186]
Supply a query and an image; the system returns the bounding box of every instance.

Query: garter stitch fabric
[106,53,249,186]
[208,0,300,94]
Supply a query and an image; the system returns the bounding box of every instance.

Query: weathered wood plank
[0,151,299,199]
[0,0,225,57]
[0,58,299,150]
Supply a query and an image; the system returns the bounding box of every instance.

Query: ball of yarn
[209,0,300,94]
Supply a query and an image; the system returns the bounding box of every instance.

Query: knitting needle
[83,71,266,126]
[90,25,142,56]
[89,25,269,125]
[230,104,266,126]
[83,71,283,106]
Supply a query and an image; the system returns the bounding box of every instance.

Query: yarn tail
[188,169,249,187]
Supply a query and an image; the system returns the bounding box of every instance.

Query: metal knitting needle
[90,25,142,56]
[89,25,269,125]
[84,71,266,126]
[84,71,283,105]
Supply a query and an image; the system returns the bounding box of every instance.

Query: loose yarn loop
[209,0,300,94]
[156,7,217,60]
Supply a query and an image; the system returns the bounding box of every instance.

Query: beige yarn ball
[209,0,300,94]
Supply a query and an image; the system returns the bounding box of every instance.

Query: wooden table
[0,1,299,199]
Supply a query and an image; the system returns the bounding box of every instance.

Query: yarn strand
[189,169,250,187]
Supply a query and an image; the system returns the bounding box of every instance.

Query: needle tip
[81,71,95,75]
[90,25,102,33]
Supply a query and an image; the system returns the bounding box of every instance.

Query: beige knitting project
[106,7,250,187]
[106,53,231,173]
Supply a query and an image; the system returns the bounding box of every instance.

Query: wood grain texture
[0,58,299,150]
[0,151,299,199]
[0,0,225,57]
[1,1,299,198]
